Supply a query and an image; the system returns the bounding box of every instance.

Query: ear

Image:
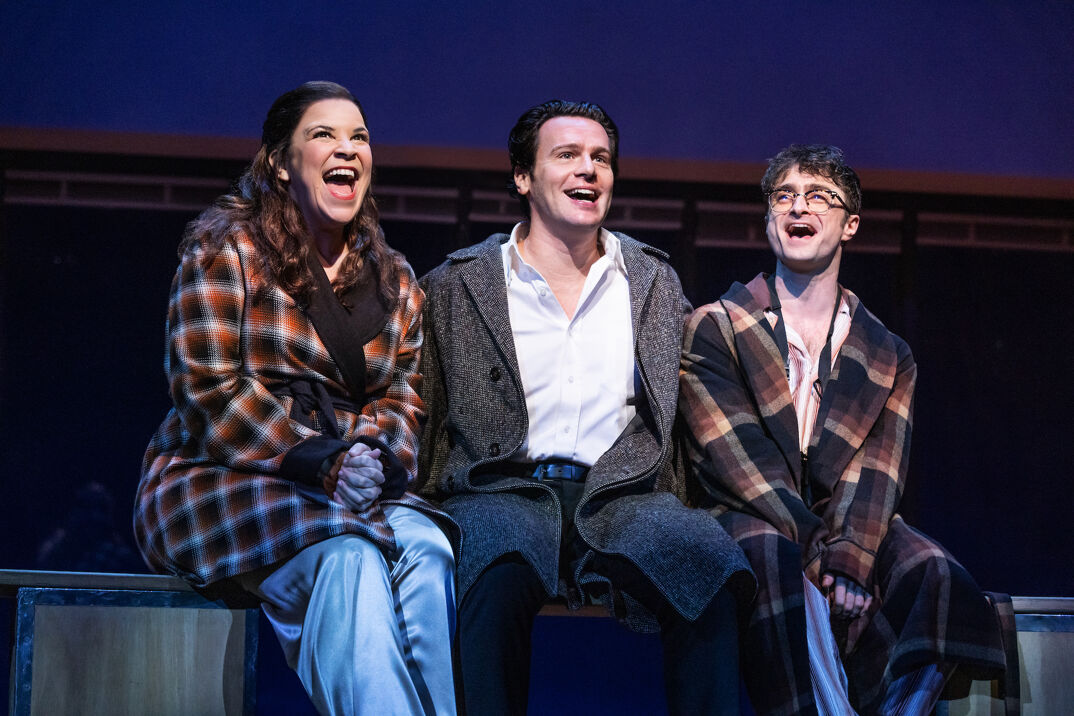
[269,153,289,183]
[841,213,860,244]
[513,167,531,197]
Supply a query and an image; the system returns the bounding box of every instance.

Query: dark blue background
[2,2,1072,713]
[2,1,1072,178]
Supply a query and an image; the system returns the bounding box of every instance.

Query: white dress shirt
[501,223,636,467]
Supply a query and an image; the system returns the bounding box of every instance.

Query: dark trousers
[457,480,741,715]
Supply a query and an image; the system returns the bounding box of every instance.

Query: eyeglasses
[765,189,848,215]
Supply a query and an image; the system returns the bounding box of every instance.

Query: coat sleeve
[818,341,916,587]
[415,270,451,497]
[167,240,348,482]
[350,263,426,485]
[679,304,826,548]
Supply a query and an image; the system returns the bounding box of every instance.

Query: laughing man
[679,144,1006,715]
[419,100,753,715]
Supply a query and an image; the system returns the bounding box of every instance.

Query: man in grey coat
[419,100,753,715]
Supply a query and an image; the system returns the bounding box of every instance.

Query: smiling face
[276,98,372,243]
[765,166,860,278]
[513,116,614,241]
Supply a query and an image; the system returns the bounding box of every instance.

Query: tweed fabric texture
[418,233,753,629]
[134,232,450,587]
[680,273,1004,714]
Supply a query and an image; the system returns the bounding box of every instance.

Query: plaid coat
[680,274,1004,714]
[134,231,451,587]
[418,234,753,629]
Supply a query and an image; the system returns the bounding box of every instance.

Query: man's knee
[739,531,801,592]
[877,519,958,591]
[461,556,546,620]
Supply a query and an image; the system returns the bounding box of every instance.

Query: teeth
[567,189,596,200]
[325,168,356,179]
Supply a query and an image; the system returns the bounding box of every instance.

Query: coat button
[489,366,502,381]
[447,476,455,490]
[489,442,500,456]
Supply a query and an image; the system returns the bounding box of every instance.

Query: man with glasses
[419,99,753,715]
[680,145,1005,715]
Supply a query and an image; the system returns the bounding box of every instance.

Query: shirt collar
[502,222,626,285]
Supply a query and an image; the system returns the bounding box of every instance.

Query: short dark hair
[761,144,862,215]
[507,100,619,215]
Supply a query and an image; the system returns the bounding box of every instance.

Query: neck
[774,261,840,322]
[518,220,603,279]
[310,229,349,279]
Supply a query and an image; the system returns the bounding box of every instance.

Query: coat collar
[447,232,669,373]
[449,231,675,487]
[720,275,802,478]
[720,273,899,483]
[451,234,521,374]
[809,291,899,477]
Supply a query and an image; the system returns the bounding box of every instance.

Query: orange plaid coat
[134,231,449,587]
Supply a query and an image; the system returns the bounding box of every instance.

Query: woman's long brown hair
[179,81,400,308]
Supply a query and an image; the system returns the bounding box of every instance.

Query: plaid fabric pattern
[134,232,445,586]
[680,274,1004,715]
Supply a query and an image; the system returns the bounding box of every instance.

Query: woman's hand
[331,442,385,512]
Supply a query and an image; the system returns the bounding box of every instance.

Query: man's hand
[332,443,385,513]
[821,573,873,619]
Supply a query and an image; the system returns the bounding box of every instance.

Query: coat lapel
[809,290,898,480]
[453,236,522,379]
[622,237,660,380]
[722,275,804,484]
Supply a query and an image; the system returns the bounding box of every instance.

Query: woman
[134,81,457,716]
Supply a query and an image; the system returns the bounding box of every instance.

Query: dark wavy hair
[761,144,862,216]
[507,99,619,217]
[179,81,399,307]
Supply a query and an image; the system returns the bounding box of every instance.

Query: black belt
[532,462,588,482]
[499,461,590,482]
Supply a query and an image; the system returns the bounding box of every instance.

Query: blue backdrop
[2,0,1072,178]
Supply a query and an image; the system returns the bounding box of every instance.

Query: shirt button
[563,426,571,433]
[489,366,502,381]
[568,375,574,383]
[489,442,500,456]
[538,288,548,297]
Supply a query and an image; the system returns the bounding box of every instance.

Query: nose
[790,193,810,214]
[335,138,358,157]
[576,153,596,177]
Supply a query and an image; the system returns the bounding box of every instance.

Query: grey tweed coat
[418,233,753,628]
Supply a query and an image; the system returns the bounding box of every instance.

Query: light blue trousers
[240,506,457,716]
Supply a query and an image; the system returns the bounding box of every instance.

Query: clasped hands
[821,573,873,620]
[331,442,386,513]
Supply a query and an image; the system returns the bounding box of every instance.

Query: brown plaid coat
[134,232,449,587]
[680,274,1004,714]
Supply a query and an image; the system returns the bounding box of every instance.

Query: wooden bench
[1,569,258,716]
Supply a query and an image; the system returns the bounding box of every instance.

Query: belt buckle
[533,463,582,481]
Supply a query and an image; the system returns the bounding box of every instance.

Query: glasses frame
[765,188,849,215]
